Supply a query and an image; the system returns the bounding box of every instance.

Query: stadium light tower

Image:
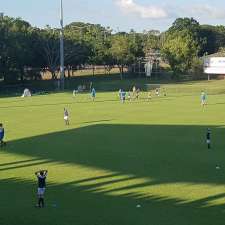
[60,0,65,90]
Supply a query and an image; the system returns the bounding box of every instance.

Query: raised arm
[35,171,40,176]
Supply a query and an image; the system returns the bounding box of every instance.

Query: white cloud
[115,0,225,20]
[115,0,168,19]
[187,5,225,19]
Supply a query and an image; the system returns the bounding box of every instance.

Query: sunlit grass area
[0,79,225,225]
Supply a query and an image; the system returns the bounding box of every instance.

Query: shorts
[37,188,45,195]
[64,116,68,120]
[206,139,211,144]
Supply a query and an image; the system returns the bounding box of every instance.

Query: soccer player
[136,88,140,100]
[118,89,122,100]
[127,91,131,101]
[91,88,96,101]
[155,88,160,96]
[64,108,69,125]
[35,170,48,208]
[201,91,207,106]
[132,86,136,99]
[121,90,126,103]
[206,128,211,149]
[72,89,77,97]
[0,123,6,147]
[147,91,152,101]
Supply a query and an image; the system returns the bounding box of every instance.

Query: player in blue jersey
[91,88,96,101]
[121,90,126,103]
[0,123,6,147]
[35,170,48,208]
[201,91,207,106]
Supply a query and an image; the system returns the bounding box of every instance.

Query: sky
[1,0,225,32]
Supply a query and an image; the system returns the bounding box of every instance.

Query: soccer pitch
[0,80,225,225]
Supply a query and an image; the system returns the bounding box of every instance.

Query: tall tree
[162,18,201,75]
[37,27,60,80]
[199,25,225,55]
[110,34,137,79]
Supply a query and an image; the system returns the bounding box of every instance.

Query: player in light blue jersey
[121,90,126,103]
[201,91,207,106]
[91,88,96,101]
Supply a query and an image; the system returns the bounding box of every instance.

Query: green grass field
[0,79,225,225]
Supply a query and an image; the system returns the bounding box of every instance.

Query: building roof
[205,52,225,58]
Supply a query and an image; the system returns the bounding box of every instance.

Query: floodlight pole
[60,0,65,90]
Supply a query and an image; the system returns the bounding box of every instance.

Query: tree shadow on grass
[1,124,225,225]
[6,124,225,185]
[0,177,225,225]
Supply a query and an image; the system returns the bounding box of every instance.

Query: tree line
[1,15,225,84]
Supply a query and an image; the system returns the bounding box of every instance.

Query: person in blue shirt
[201,91,207,106]
[121,90,126,103]
[35,170,48,208]
[0,123,6,147]
[91,88,96,101]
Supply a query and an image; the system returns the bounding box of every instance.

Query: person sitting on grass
[64,108,69,125]
[0,123,6,147]
[35,170,48,208]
